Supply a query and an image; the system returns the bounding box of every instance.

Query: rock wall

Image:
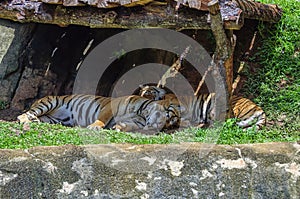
[0,20,35,103]
[0,142,299,198]
[0,19,107,111]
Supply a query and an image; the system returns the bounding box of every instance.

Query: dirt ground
[0,108,22,122]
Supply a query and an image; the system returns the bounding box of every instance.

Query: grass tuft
[1,118,299,149]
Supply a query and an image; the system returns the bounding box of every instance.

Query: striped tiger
[112,103,180,133]
[17,95,181,132]
[139,85,266,129]
[231,96,266,129]
[139,85,167,100]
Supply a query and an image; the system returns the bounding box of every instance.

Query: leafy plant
[241,0,300,135]
[0,101,8,110]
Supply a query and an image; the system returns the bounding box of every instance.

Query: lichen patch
[9,156,28,162]
[0,171,18,186]
[135,180,147,191]
[191,188,199,198]
[111,158,126,166]
[200,169,213,180]
[167,160,184,176]
[140,193,150,199]
[216,158,247,169]
[140,156,156,166]
[275,162,300,180]
[219,192,225,197]
[42,161,57,175]
[58,182,75,194]
[189,182,198,186]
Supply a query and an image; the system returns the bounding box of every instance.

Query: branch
[233,0,282,23]
[157,46,190,88]
[194,64,213,96]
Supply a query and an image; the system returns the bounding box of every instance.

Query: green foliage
[248,0,299,102]
[1,118,298,149]
[216,118,299,144]
[0,122,83,149]
[0,121,189,149]
[0,101,8,110]
[242,0,300,134]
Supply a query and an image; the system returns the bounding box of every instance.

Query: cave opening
[13,24,218,107]
[0,19,260,120]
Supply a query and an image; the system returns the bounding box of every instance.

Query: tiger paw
[17,113,39,123]
[196,123,206,128]
[112,123,127,132]
[87,124,104,131]
[87,120,105,131]
[17,114,30,123]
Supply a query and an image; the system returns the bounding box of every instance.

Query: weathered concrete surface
[0,19,35,102]
[0,142,299,198]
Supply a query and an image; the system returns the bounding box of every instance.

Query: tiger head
[163,103,181,130]
[139,85,166,100]
[138,85,182,130]
[140,100,181,131]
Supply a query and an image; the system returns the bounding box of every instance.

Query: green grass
[0,122,82,149]
[1,119,299,149]
[241,0,300,136]
[0,121,185,149]
[0,0,299,149]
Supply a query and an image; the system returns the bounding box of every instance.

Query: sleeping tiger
[139,85,266,129]
[17,95,180,133]
[112,103,180,133]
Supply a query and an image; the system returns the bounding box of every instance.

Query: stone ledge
[0,142,299,198]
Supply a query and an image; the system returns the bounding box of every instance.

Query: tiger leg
[113,120,143,132]
[113,111,166,133]
[87,120,106,130]
[236,110,266,130]
[17,112,40,124]
[17,95,68,124]
[111,101,162,132]
[87,105,114,130]
[255,111,266,129]
[143,110,167,131]
[112,112,158,133]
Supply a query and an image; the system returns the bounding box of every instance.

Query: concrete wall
[0,142,299,198]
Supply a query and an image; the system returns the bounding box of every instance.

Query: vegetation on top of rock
[241,0,299,138]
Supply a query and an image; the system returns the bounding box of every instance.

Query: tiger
[231,96,266,129]
[139,85,266,130]
[112,103,180,133]
[139,85,167,100]
[17,94,181,133]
